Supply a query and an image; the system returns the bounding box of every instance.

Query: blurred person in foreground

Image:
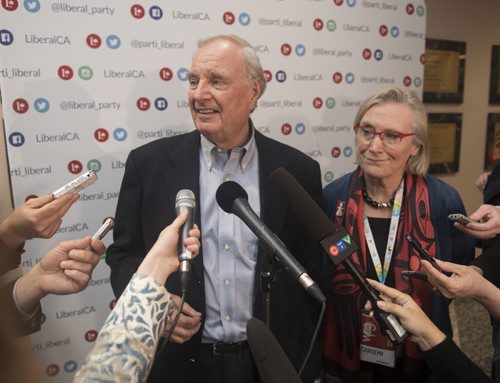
[106,34,323,383]
[322,87,475,382]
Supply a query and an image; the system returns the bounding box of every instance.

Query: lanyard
[363,179,404,284]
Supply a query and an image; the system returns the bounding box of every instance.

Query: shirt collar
[200,120,256,172]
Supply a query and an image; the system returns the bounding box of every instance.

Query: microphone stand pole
[260,248,274,328]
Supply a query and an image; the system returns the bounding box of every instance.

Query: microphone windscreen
[175,189,196,210]
[216,181,248,213]
[271,167,335,241]
[247,318,301,383]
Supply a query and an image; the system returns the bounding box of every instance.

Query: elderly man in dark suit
[106,34,323,383]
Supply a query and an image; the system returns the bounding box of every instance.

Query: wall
[425,0,500,213]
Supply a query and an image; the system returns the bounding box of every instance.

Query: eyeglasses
[353,125,416,146]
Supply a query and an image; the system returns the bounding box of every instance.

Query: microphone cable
[298,300,326,378]
[155,290,187,358]
[155,189,195,359]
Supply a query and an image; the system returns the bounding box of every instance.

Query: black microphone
[270,167,408,344]
[216,181,325,304]
[175,189,196,293]
[247,318,301,383]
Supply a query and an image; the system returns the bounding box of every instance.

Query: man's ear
[250,78,260,106]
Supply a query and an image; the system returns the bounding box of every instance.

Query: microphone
[216,181,325,304]
[270,167,408,344]
[175,189,196,293]
[247,318,301,383]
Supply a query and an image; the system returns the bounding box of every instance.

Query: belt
[200,340,249,355]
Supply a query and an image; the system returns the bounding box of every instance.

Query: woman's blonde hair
[353,87,429,175]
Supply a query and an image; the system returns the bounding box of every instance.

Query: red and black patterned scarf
[323,167,435,373]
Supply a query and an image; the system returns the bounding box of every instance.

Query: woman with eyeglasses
[321,88,475,383]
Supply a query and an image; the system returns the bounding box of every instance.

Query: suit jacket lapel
[255,131,288,234]
[253,130,291,320]
[164,130,204,284]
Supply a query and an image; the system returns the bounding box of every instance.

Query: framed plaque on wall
[423,39,466,104]
[489,45,500,104]
[428,113,462,173]
[484,113,500,170]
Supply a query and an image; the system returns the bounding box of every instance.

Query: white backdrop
[0,0,425,380]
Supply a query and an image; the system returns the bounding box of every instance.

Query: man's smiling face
[187,38,260,149]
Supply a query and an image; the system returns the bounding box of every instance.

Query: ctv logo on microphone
[329,245,340,256]
[329,237,350,256]
[321,228,357,266]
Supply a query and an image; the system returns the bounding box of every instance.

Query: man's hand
[164,294,202,343]
[422,259,500,320]
[421,259,486,299]
[15,237,105,313]
[453,204,500,240]
[137,211,202,343]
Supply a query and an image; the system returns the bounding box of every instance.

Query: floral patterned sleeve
[74,273,174,383]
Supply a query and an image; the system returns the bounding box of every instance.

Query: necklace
[362,188,394,209]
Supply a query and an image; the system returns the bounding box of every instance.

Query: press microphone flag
[270,167,408,344]
[215,180,325,304]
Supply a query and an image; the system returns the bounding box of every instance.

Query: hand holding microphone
[136,208,200,287]
[175,189,196,293]
[154,190,201,349]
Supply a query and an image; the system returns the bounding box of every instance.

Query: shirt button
[224,243,230,251]
[225,315,231,321]
[224,279,230,287]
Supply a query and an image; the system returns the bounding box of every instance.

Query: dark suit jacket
[106,129,323,383]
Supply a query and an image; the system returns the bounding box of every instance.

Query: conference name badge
[360,313,396,368]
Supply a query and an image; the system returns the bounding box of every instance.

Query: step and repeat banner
[0,0,425,380]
